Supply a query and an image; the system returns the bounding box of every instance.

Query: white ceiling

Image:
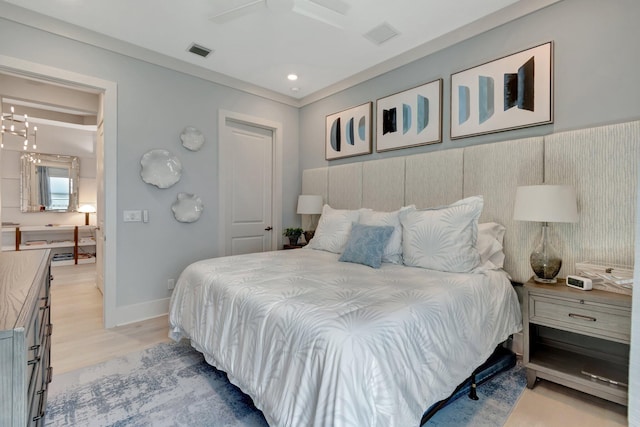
[1,0,557,104]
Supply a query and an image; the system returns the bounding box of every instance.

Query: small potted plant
[283,227,303,245]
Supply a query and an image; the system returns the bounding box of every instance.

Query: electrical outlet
[167,279,175,290]
[123,210,142,222]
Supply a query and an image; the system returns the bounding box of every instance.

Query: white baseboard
[114,297,170,327]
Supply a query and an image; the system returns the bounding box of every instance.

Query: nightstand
[283,244,306,250]
[522,277,631,405]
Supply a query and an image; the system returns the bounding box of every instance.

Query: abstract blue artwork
[450,42,552,139]
[417,95,429,133]
[504,56,535,112]
[376,79,442,152]
[478,76,495,124]
[326,102,372,160]
[459,86,470,124]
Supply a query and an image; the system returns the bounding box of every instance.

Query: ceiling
[0,73,98,156]
[1,0,556,104]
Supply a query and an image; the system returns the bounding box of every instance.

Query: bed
[169,197,523,427]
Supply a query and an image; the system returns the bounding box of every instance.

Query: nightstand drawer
[529,294,631,343]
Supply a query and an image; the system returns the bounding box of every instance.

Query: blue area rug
[45,340,526,426]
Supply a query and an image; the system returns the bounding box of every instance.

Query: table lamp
[513,185,578,283]
[296,195,323,242]
[78,204,96,225]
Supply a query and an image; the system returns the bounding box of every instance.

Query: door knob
[264,226,273,231]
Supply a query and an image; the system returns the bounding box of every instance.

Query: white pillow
[307,205,361,254]
[359,206,414,264]
[400,196,483,273]
[477,222,506,269]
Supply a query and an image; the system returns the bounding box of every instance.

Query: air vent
[187,43,213,58]
[363,22,400,46]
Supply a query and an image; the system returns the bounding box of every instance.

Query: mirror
[20,153,80,212]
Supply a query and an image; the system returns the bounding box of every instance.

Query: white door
[222,119,274,255]
[95,93,105,295]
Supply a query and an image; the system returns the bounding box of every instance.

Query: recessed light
[287,74,298,81]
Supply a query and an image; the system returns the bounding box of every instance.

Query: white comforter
[169,249,522,427]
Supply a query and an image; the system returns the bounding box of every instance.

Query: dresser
[523,278,631,405]
[0,250,52,426]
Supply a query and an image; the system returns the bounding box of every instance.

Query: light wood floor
[50,264,629,426]
[50,264,170,375]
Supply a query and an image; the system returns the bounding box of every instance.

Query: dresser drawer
[529,294,631,343]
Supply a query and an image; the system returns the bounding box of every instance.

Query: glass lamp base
[530,223,562,284]
[533,276,558,284]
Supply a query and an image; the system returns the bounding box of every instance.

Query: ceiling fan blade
[292,0,349,29]
[209,0,266,24]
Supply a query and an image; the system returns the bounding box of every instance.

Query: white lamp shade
[513,185,578,223]
[77,204,97,214]
[297,195,323,214]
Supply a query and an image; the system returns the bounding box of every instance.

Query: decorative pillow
[338,223,394,268]
[400,196,484,273]
[306,205,361,254]
[477,222,506,269]
[359,206,414,264]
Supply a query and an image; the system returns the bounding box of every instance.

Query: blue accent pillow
[338,223,395,268]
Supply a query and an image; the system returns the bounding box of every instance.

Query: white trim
[114,297,170,327]
[218,109,283,256]
[0,0,562,107]
[298,0,563,105]
[0,54,119,328]
[0,2,297,107]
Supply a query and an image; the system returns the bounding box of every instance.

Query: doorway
[218,110,283,256]
[0,55,118,327]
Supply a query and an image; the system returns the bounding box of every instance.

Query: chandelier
[1,106,38,150]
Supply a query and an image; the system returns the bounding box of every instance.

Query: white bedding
[169,249,522,427]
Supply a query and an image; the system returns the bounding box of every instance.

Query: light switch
[123,210,142,222]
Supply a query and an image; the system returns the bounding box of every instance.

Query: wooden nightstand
[283,243,306,250]
[522,277,631,405]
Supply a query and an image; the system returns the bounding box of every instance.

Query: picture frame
[325,102,372,160]
[376,78,442,152]
[450,42,553,139]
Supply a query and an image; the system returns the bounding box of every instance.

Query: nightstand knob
[580,300,585,304]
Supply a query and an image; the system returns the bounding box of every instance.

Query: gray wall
[0,18,300,310]
[299,0,640,412]
[632,170,640,425]
[299,0,640,170]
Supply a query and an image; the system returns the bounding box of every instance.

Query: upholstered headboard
[302,120,639,284]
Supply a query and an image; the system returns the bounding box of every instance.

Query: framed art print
[450,42,553,139]
[325,102,372,160]
[376,78,442,152]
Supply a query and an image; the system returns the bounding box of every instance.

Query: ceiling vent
[187,43,213,58]
[364,22,400,46]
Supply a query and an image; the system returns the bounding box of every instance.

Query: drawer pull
[28,356,41,365]
[30,344,41,357]
[47,324,53,336]
[569,313,597,322]
[47,366,53,383]
[33,411,45,422]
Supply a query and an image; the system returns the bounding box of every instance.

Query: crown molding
[1,0,562,108]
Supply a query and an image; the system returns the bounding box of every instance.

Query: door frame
[218,109,283,256]
[0,54,119,328]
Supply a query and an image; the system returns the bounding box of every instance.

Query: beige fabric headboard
[301,120,639,284]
